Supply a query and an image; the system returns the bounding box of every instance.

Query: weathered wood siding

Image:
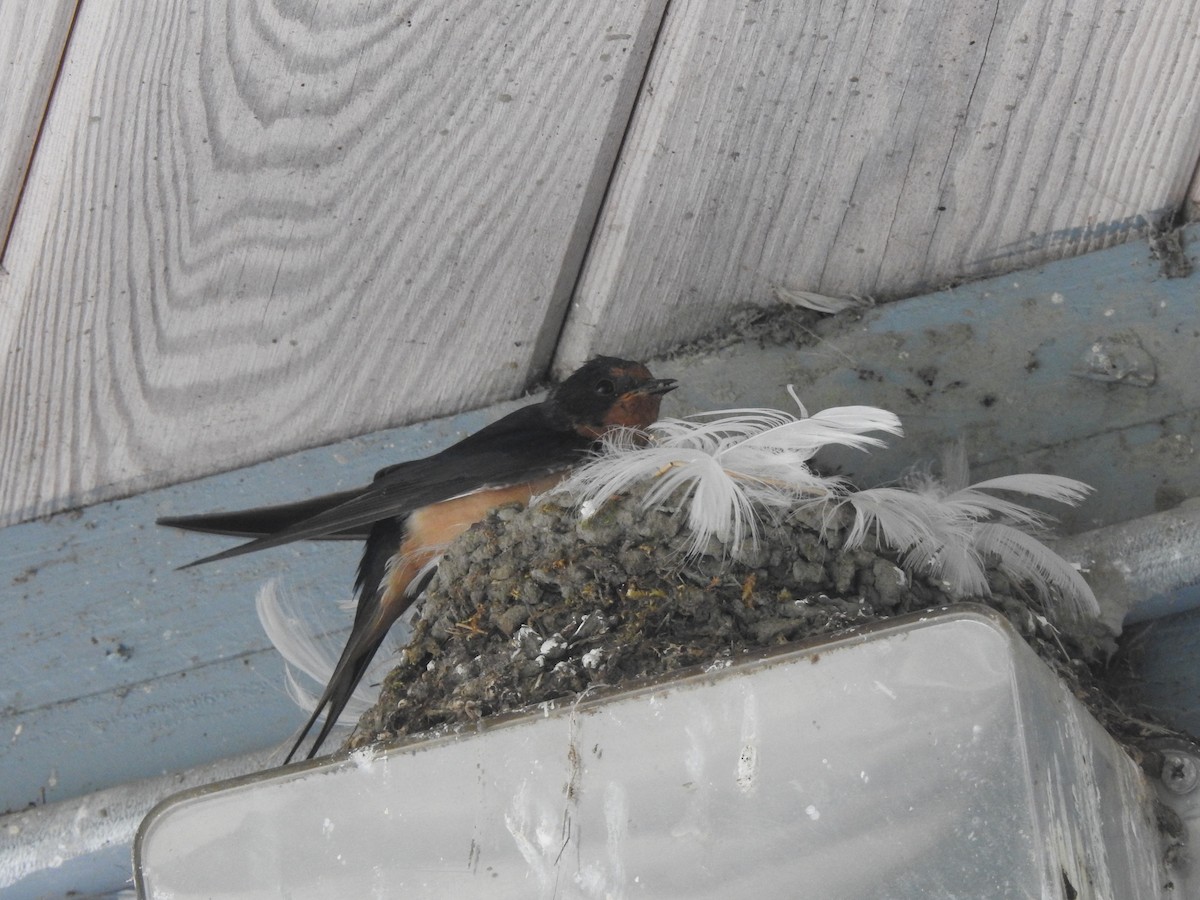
[556,0,1200,372]
[3,1,1199,529]
[0,1,667,527]
[0,0,77,254]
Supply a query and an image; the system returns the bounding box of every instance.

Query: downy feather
[255,581,397,721]
[843,453,1097,620]
[555,401,902,556]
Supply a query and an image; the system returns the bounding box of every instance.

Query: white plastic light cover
[135,606,1168,899]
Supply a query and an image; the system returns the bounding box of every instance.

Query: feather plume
[255,581,400,720]
[556,396,1096,624]
[554,398,902,557]
[843,446,1097,621]
[973,523,1096,611]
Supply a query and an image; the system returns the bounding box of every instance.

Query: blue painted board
[670,226,1200,531]
[4,648,292,813]
[1,405,516,812]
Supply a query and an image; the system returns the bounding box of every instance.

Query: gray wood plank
[0,0,667,527]
[0,0,78,258]
[556,0,1200,372]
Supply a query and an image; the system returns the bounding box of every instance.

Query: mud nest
[346,485,1178,773]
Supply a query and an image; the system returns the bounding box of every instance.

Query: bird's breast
[380,472,567,608]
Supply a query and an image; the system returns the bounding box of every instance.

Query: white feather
[972,523,1099,620]
[556,394,1097,624]
[843,457,1098,621]
[554,398,902,556]
[255,580,399,720]
[843,487,950,559]
[967,473,1094,505]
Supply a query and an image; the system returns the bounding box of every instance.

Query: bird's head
[549,356,677,438]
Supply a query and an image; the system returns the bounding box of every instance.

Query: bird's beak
[638,378,678,396]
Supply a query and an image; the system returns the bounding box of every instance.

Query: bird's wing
[161,404,591,568]
[157,489,368,540]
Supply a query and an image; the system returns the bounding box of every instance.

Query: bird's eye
[595,378,615,396]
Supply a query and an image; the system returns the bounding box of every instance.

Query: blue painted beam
[2,406,511,813]
[669,227,1200,532]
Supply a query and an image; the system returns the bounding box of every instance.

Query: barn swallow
[159,357,676,762]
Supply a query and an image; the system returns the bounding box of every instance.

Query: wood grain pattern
[555,0,1200,372]
[0,1,78,259]
[0,0,666,527]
